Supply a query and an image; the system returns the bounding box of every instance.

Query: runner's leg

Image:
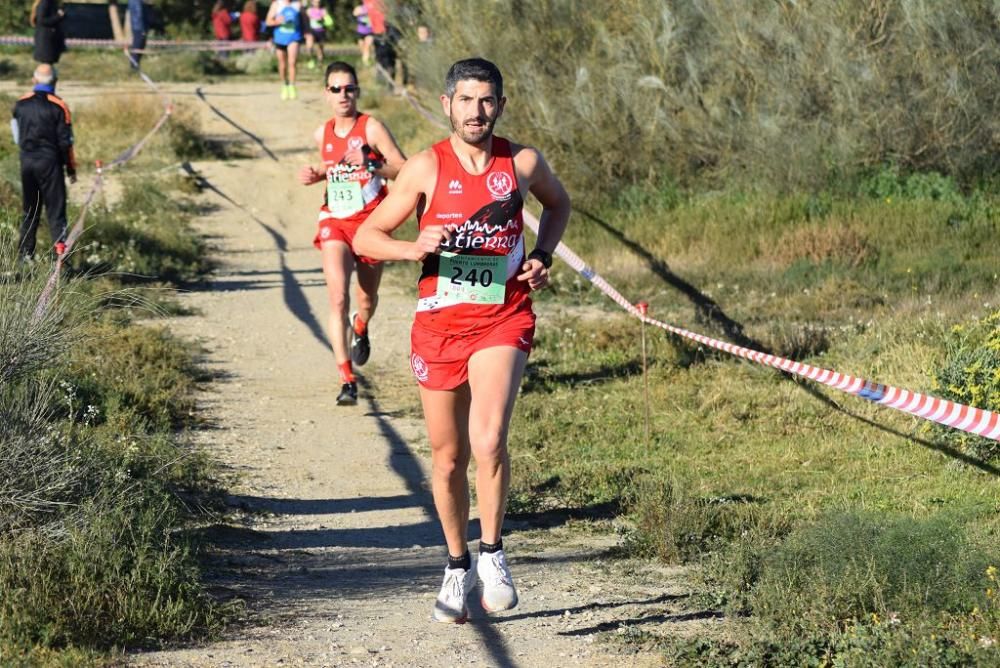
[304,31,315,60]
[286,41,299,86]
[353,259,382,329]
[320,239,354,365]
[420,383,472,558]
[276,47,287,83]
[466,346,528,544]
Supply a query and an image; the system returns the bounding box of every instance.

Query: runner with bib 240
[299,61,406,406]
[354,58,570,623]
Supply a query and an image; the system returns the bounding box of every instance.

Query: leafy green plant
[931,311,1000,462]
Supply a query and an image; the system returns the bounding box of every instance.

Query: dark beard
[450,112,496,145]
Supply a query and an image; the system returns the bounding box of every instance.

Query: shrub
[624,476,786,564]
[932,311,1000,462]
[745,511,995,633]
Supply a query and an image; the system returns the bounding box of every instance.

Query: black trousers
[373,35,397,80]
[18,155,67,258]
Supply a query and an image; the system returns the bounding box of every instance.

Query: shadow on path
[195,86,279,162]
[182,162,329,349]
[499,592,688,625]
[357,377,515,664]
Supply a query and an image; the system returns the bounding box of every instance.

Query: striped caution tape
[32,50,173,323]
[519,212,1000,442]
[0,35,265,51]
[0,35,359,54]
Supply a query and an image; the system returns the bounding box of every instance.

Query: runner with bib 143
[299,61,406,406]
[354,58,570,623]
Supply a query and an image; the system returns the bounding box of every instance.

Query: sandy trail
[117,79,697,667]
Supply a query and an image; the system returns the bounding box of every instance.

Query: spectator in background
[352,4,372,66]
[239,1,261,41]
[30,0,67,65]
[127,0,147,68]
[212,1,234,40]
[363,0,399,85]
[11,64,76,261]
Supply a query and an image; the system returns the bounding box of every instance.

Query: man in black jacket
[31,0,67,65]
[11,64,77,260]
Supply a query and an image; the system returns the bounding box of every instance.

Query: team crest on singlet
[486,171,513,201]
[348,137,364,151]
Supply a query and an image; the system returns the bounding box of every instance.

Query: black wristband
[528,248,553,269]
[362,144,384,173]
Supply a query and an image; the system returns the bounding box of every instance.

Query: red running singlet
[415,137,532,336]
[318,113,387,224]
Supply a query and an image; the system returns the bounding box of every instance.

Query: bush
[667,511,1000,666]
[72,178,209,284]
[740,511,995,633]
[624,476,786,564]
[932,311,1000,462]
[0,168,226,654]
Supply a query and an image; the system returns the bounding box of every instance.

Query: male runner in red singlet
[354,58,570,623]
[299,61,406,405]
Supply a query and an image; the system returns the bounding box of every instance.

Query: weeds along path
[128,79,692,667]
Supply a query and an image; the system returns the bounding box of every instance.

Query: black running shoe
[350,311,371,366]
[336,382,358,406]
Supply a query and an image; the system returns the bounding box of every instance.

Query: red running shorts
[409,309,536,391]
[314,214,380,265]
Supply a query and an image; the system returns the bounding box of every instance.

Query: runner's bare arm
[354,151,448,262]
[298,125,326,186]
[265,2,281,26]
[365,117,406,180]
[513,145,570,288]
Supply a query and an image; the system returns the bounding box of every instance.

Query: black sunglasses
[327,84,360,94]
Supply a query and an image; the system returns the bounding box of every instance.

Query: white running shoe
[477,549,518,612]
[433,566,476,623]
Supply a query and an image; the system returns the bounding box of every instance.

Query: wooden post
[108,2,125,43]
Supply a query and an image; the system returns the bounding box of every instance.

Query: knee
[470,428,507,466]
[328,292,348,315]
[356,291,378,312]
[432,446,468,480]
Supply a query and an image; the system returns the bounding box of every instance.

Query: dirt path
[124,80,698,667]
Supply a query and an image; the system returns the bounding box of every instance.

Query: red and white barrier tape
[0,35,267,51]
[520,213,1000,442]
[31,50,173,323]
[0,35,360,54]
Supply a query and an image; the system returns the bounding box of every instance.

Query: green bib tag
[436,252,506,305]
[326,179,363,218]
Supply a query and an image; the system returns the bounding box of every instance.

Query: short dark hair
[324,61,358,86]
[445,58,503,99]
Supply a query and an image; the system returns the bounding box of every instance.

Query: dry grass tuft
[767,219,874,268]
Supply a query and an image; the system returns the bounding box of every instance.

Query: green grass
[0,65,236,659]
